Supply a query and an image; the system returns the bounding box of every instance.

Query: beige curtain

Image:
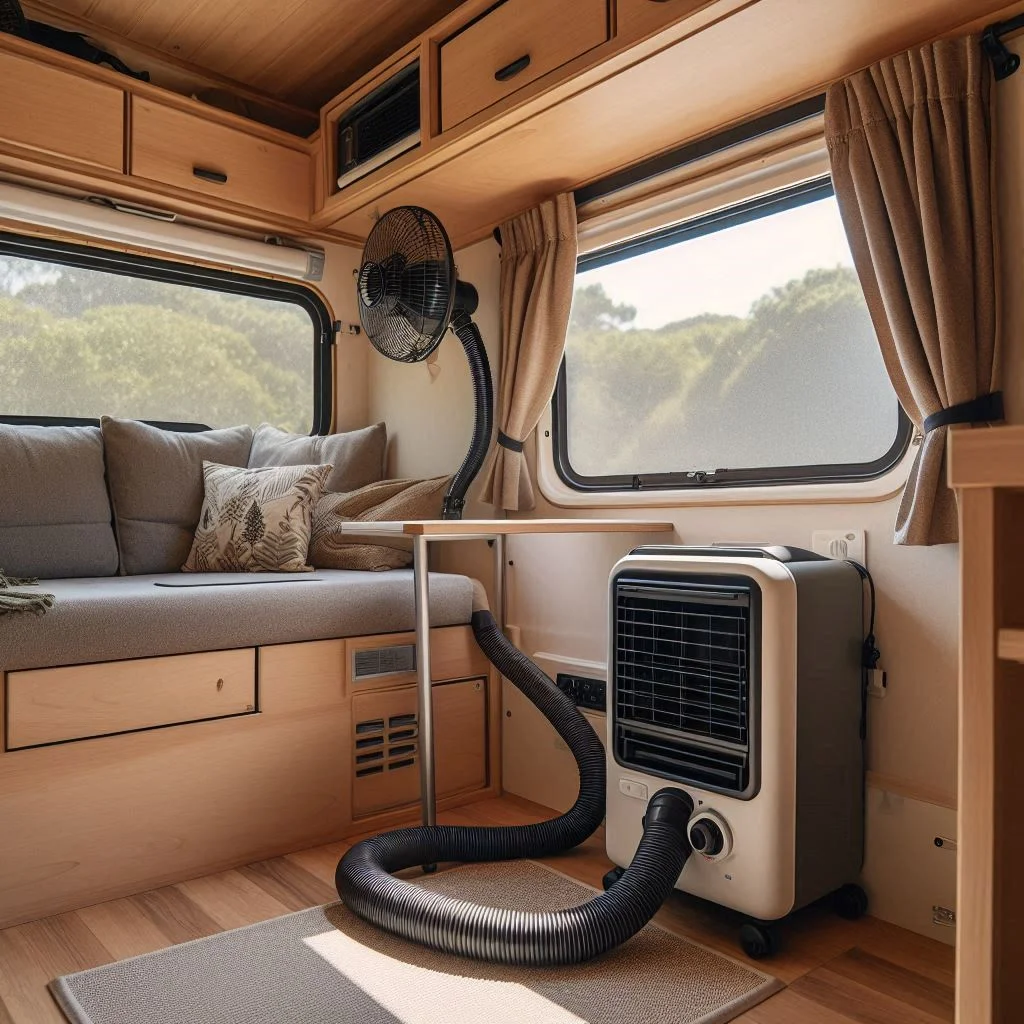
[825,35,1000,545]
[482,193,578,512]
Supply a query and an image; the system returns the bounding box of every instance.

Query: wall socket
[811,529,865,563]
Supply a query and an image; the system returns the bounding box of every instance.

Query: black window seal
[553,177,913,494]
[0,231,333,434]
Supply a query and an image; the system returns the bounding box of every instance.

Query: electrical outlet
[811,529,865,563]
[868,668,887,699]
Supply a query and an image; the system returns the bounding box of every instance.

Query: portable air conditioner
[605,545,865,948]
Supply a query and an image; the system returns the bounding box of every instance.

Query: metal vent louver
[353,643,416,680]
[613,577,754,796]
[353,712,420,777]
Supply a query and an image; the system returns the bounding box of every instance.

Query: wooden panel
[435,677,488,797]
[34,0,463,110]
[616,0,711,39]
[997,628,1024,664]
[346,625,490,691]
[130,97,311,219]
[948,426,1024,490]
[439,0,609,132]
[5,650,256,750]
[0,652,350,928]
[0,49,123,171]
[351,678,487,817]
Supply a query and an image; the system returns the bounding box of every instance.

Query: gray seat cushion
[0,570,475,672]
[248,422,387,493]
[102,418,253,576]
[0,424,118,579]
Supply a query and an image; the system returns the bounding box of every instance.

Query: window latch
[687,470,717,484]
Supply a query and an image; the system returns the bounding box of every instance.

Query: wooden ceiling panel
[28,0,466,110]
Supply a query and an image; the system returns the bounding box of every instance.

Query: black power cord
[845,559,880,742]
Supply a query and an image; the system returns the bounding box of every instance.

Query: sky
[578,195,857,329]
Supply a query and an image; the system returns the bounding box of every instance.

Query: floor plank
[0,794,955,1024]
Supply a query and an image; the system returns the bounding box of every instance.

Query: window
[555,179,911,491]
[0,233,332,433]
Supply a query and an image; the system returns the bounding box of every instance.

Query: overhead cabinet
[439,0,610,131]
[0,48,123,172]
[130,97,312,221]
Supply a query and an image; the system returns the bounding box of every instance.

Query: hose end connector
[645,788,695,840]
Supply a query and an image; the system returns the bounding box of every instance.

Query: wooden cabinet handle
[193,166,228,184]
[495,54,531,82]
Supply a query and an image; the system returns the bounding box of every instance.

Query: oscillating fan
[356,206,493,519]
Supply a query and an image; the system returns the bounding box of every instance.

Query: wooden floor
[0,794,954,1023]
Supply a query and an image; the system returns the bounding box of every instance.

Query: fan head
[357,206,456,363]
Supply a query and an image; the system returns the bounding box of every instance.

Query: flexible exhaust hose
[336,610,695,965]
[441,311,494,520]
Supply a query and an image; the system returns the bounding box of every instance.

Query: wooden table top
[337,518,675,537]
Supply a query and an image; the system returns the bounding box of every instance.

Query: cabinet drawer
[616,0,710,40]
[0,51,123,171]
[351,678,486,817]
[6,649,256,750]
[130,97,311,220]
[440,0,609,132]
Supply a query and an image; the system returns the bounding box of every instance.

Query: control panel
[556,672,606,711]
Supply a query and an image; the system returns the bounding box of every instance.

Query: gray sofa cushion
[0,570,475,672]
[102,418,253,575]
[0,424,118,579]
[248,422,386,493]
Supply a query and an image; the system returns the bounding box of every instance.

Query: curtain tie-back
[923,392,1004,433]
[496,431,525,453]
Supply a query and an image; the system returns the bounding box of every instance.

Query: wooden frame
[950,427,1024,1022]
[0,625,499,930]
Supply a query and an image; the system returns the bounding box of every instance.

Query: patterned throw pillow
[182,462,332,573]
[310,476,451,571]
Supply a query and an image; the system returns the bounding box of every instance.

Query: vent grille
[614,578,754,795]
[352,712,419,778]
[353,644,416,680]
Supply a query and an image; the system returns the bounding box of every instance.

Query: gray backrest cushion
[102,418,253,575]
[248,422,386,493]
[0,423,119,579]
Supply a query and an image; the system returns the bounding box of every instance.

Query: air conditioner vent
[615,583,750,745]
[353,643,416,680]
[617,724,749,793]
[352,711,420,778]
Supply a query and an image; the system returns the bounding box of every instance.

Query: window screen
[0,235,332,433]
[556,180,910,490]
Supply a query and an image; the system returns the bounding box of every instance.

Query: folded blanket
[0,570,55,616]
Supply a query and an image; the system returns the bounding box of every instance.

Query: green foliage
[565,269,884,475]
[0,259,313,430]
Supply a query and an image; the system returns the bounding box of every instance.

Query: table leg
[412,534,436,836]
[492,533,505,631]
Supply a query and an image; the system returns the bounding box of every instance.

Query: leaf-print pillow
[182,462,332,573]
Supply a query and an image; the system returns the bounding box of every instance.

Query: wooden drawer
[616,0,710,39]
[352,678,487,817]
[440,0,609,132]
[0,50,123,171]
[130,97,311,220]
[6,649,256,750]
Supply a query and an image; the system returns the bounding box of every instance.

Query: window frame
[0,231,334,434]
[552,178,913,494]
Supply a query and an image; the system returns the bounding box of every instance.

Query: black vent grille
[614,577,755,795]
[338,62,420,173]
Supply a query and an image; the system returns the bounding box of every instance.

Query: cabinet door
[616,0,709,40]
[351,678,487,817]
[0,50,123,171]
[440,0,609,132]
[130,97,311,220]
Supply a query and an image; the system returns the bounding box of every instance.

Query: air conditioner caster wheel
[739,922,779,960]
[832,883,868,920]
[602,866,625,891]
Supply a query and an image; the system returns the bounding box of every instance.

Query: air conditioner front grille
[614,576,756,796]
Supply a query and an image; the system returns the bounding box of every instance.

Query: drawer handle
[193,166,228,184]
[495,54,531,82]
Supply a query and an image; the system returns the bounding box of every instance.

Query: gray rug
[52,861,782,1024]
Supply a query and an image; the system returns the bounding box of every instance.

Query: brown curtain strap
[922,391,1004,433]
[497,431,525,453]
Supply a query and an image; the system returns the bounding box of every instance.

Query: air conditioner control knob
[689,819,725,856]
